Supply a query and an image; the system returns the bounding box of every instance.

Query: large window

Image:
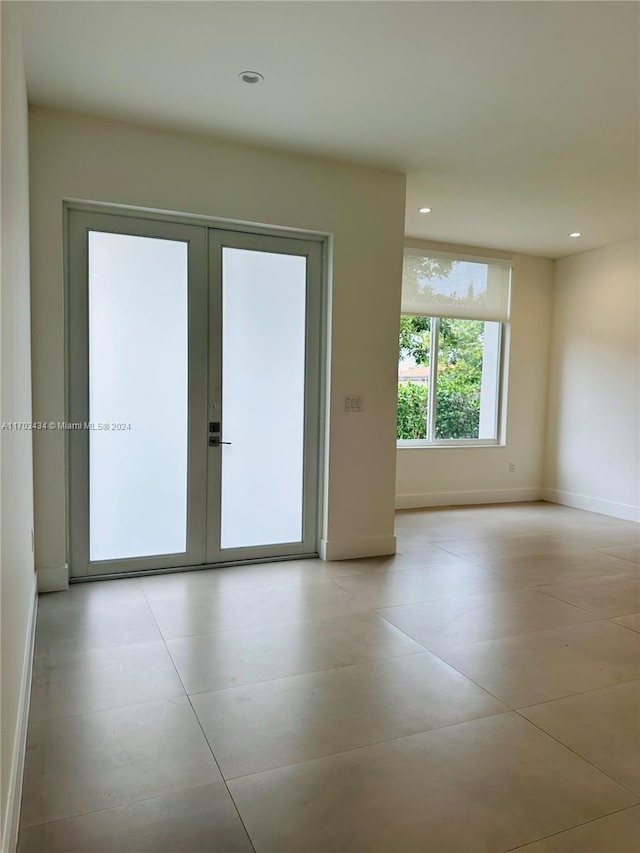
[397,249,511,446]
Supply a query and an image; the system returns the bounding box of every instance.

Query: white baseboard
[2,577,37,853]
[542,488,640,523]
[319,534,396,561]
[36,564,69,593]
[395,487,542,510]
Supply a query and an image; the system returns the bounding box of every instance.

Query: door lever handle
[208,436,232,447]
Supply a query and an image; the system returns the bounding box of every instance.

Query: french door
[67,209,322,578]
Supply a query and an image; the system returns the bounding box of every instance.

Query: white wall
[0,7,37,851]
[544,240,640,521]
[395,243,554,507]
[28,107,407,582]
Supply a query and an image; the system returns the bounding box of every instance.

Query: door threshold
[70,552,320,583]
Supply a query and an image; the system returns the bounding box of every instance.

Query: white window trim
[426,316,439,442]
[398,438,502,449]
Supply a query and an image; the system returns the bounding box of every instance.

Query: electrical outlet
[508,462,516,473]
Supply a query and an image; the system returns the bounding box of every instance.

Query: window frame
[397,315,506,448]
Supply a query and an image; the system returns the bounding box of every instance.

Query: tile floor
[18,502,640,852]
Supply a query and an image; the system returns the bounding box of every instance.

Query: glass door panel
[220,248,307,548]
[88,232,189,561]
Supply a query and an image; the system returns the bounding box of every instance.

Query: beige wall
[28,107,407,581]
[544,240,640,521]
[0,7,37,850]
[395,246,554,507]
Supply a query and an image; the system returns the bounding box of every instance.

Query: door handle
[208,436,232,447]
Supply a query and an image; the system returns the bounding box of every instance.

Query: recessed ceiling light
[418,207,432,214]
[569,232,582,238]
[239,71,264,85]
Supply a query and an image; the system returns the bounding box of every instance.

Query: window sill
[397,441,504,449]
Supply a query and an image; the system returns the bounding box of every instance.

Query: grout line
[512,675,640,711]
[391,639,513,709]
[512,701,640,800]
[373,606,608,650]
[146,597,258,853]
[373,609,640,713]
[180,646,427,698]
[220,708,517,784]
[429,645,640,711]
[185,690,258,853]
[18,779,236,835]
[608,618,640,636]
[501,803,640,851]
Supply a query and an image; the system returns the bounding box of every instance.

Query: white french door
[67,209,322,578]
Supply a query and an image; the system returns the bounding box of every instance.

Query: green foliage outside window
[434,369,481,439]
[397,381,429,439]
[397,315,485,440]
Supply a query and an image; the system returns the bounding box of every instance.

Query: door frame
[64,202,328,579]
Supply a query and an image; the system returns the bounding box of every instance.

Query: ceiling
[17,1,640,258]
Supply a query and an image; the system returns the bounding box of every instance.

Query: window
[397,249,511,445]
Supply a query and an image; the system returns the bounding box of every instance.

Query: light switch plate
[344,394,363,412]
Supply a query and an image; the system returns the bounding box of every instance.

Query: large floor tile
[38,578,146,611]
[394,508,465,528]
[376,589,595,652]
[327,545,472,575]
[18,782,252,853]
[398,519,530,542]
[430,523,537,542]
[396,504,554,529]
[537,573,640,618]
[149,580,363,639]
[613,612,640,633]
[229,712,637,853]
[520,681,640,795]
[29,642,185,721]
[20,697,222,827]
[479,550,639,587]
[35,600,161,655]
[436,620,640,707]
[392,537,471,558]
[434,534,573,561]
[514,805,640,852]
[331,562,519,607]
[192,653,506,778]
[140,558,365,601]
[548,526,640,550]
[167,610,423,694]
[517,513,636,534]
[395,507,453,524]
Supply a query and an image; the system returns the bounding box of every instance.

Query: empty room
[1,2,639,852]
